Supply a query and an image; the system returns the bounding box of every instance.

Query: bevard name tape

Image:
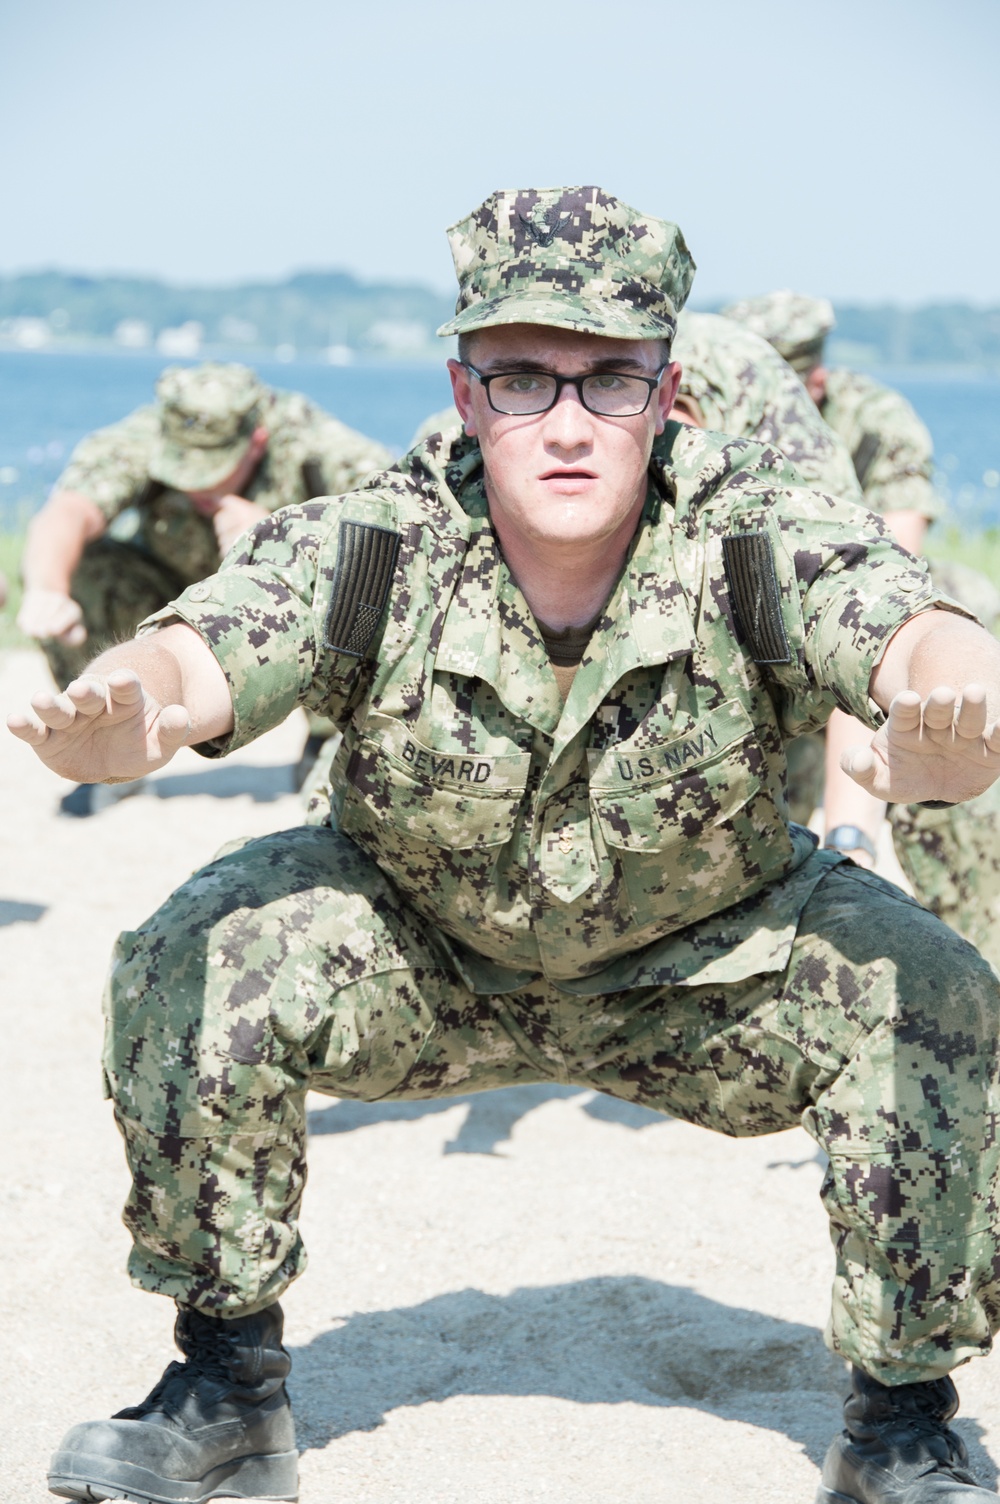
[401,740,494,784]
[615,723,719,782]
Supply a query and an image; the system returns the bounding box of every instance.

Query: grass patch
[0,530,26,650]
[927,524,1000,579]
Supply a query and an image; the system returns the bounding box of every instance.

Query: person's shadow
[146,762,294,803]
[307,1082,668,1157]
[0,899,46,927]
[287,1275,998,1484]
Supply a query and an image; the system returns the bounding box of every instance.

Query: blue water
[0,350,454,527]
[0,349,997,530]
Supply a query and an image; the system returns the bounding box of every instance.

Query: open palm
[842,684,1000,805]
[6,670,191,785]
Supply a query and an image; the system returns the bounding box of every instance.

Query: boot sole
[47,1447,299,1504]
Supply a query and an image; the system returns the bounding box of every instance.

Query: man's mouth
[539,468,598,483]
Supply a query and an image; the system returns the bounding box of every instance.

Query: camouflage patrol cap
[720,290,836,374]
[150,363,265,491]
[437,186,695,342]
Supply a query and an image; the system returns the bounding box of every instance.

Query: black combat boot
[48,1302,298,1504]
[817,1366,995,1502]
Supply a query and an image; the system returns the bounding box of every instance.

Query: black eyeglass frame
[463,362,668,417]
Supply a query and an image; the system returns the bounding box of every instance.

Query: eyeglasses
[464,362,666,417]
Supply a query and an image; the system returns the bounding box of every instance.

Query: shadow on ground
[307,1083,669,1157]
[146,763,294,803]
[288,1276,997,1484]
[0,898,47,926]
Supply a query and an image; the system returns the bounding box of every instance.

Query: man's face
[804,366,828,408]
[448,326,680,556]
[184,426,269,515]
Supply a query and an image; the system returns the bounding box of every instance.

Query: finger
[840,744,880,793]
[6,708,50,744]
[104,669,146,706]
[955,683,988,741]
[65,676,115,718]
[64,623,88,647]
[50,605,82,637]
[154,704,192,750]
[886,690,922,732]
[921,686,959,734]
[28,689,83,730]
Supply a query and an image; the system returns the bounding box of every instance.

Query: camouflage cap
[437,186,695,342]
[720,290,835,374]
[150,363,265,491]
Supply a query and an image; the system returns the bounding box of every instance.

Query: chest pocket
[588,700,793,933]
[338,714,531,912]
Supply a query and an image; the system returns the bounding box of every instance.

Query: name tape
[401,739,494,784]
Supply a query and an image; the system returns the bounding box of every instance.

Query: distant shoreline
[3,270,1000,370]
[1,343,998,381]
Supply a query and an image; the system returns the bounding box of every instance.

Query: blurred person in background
[725,291,1000,967]
[18,361,391,811]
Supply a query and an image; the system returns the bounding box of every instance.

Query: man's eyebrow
[475,355,657,375]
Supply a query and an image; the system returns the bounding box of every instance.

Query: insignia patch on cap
[520,208,572,248]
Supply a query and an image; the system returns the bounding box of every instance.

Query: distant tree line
[1,270,1000,366]
[0,270,454,357]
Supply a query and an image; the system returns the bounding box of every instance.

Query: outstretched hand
[841,683,1000,805]
[6,669,191,785]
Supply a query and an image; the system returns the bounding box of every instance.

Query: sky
[1,0,998,304]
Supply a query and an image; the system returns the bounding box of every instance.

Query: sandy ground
[2,643,998,1504]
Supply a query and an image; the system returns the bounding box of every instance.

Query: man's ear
[654,362,683,435]
[447,359,477,437]
[805,367,828,406]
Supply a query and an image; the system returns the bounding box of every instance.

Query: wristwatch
[823,824,877,862]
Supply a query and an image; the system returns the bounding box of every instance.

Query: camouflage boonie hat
[721,290,836,374]
[437,186,695,342]
[151,363,264,491]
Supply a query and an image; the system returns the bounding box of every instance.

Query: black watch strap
[823,824,877,862]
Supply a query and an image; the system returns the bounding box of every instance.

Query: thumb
[840,744,879,792]
[154,703,192,753]
[65,623,88,647]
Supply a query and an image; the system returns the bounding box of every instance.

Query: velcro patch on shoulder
[721,532,792,665]
[852,432,881,488]
[301,457,326,499]
[324,519,401,657]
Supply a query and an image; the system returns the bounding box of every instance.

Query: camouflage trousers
[41,538,187,690]
[889,783,1000,970]
[786,731,1000,973]
[102,828,1000,1384]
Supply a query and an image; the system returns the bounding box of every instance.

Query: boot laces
[113,1322,240,1421]
[882,1386,977,1486]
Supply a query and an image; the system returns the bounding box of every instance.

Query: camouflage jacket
[56,388,392,585]
[150,427,953,992]
[821,368,942,521]
[673,313,862,502]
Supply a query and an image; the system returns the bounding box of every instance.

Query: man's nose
[543,382,592,446]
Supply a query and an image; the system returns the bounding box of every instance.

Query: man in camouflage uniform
[12,188,1000,1504]
[17,362,390,809]
[725,291,1000,969]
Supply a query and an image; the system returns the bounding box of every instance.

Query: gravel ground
[2,645,998,1504]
